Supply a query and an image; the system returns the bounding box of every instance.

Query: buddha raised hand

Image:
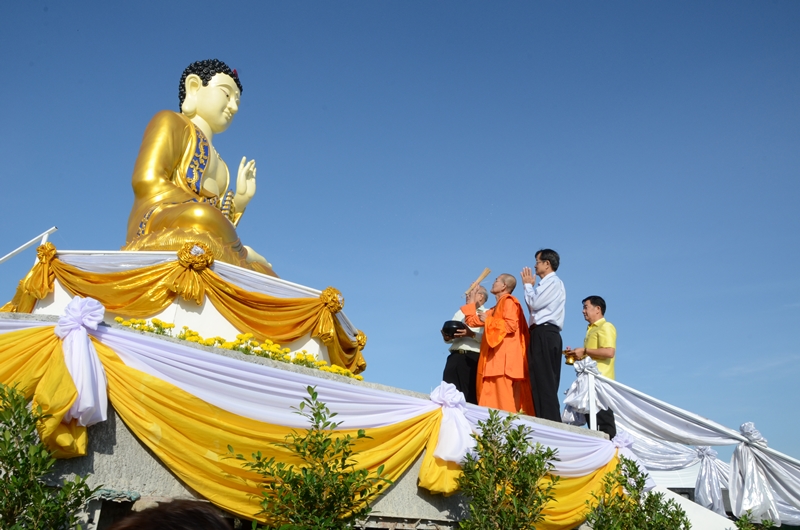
[123,59,275,276]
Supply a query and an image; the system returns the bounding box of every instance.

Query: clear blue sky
[2,2,798,457]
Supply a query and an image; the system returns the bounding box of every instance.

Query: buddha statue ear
[181,74,203,117]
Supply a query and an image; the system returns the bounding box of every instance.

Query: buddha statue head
[179,59,244,135]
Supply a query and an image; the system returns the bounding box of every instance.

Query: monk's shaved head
[499,273,516,293]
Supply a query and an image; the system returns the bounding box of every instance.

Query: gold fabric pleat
[1,243,366,373]
[0,323,618,528]
[0,326,86,457]
[94,337,436,521]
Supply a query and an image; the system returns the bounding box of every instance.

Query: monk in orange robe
[462,274,535,415]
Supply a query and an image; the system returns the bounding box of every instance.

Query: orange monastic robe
[462,294,535,415]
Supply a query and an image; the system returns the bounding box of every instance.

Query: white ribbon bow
[740,422,768,447]
[430,382,475,462]
[54,296,108,427]
[561,358,606,425]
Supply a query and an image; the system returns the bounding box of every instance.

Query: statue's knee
[152,203,238,244]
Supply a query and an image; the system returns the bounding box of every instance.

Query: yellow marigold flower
[243,333,254,340]
[221,342,234,349]
[151,318,162,325]
[114,316,124,323]
[187,336,199,343]
[354,375,364,381]
[203,338,216,346]
[121,321,131,327]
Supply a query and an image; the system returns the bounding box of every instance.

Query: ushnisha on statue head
[122,59,273,275]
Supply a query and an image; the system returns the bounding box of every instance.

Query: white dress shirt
[447,307,485,353]
[524,272,566,330]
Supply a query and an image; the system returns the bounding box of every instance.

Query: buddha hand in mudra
[234,156,257,212]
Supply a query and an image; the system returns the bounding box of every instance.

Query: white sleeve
[524,283,536,314]
[529,280,559,312]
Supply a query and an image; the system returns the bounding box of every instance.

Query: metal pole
[597,373,746,443]
[0,227,58,266]
[588,372,597,431]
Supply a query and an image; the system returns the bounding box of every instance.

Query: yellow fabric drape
[0,323,618,528]
[1,243,366,373]
[418,412,621,529]
[0,326,86,458]
[93,338,437,520]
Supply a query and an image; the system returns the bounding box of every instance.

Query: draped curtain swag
[1,242,366,374]
[0,296,624,529]
[563,358,800,526]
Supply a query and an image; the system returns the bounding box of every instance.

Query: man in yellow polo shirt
[566,296,617,438]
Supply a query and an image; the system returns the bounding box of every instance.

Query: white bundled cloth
[562,357,800,525]
[562,357,607,426]
[54,296,108,427]
[429,383,476,462]
[730,424,800,525]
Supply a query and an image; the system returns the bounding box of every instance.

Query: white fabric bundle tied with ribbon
[562,357,607,426]
[54,296,108,426]
[429,382,475,462]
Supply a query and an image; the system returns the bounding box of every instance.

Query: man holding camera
[441,286,488,405]
[462,275,534,414]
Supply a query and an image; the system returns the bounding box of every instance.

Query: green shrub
[456,410,559,529]
[584,455,691,530]
[0,383,96,529]
[734,510,775,530]
[229,386,391,529]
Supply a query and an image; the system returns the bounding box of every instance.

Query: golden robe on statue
[123,110,276,276]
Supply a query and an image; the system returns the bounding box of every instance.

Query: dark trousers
[528,324,563,422]
[442,350,480,405]
[593,408,617,440]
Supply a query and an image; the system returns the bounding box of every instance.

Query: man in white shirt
[441,287,488,405]
[521,249,566,422]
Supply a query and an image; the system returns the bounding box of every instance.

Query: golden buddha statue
[123,59,276,276]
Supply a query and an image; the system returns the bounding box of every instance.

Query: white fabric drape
[429,383,475,462]
[462,406,617,477]
[563,358,800,525]
[611,430,656,491]
[0,307,620,479]
[53,296,108,427]
[730,424,800,525]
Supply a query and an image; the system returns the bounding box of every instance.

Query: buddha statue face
[181,72,241,134]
